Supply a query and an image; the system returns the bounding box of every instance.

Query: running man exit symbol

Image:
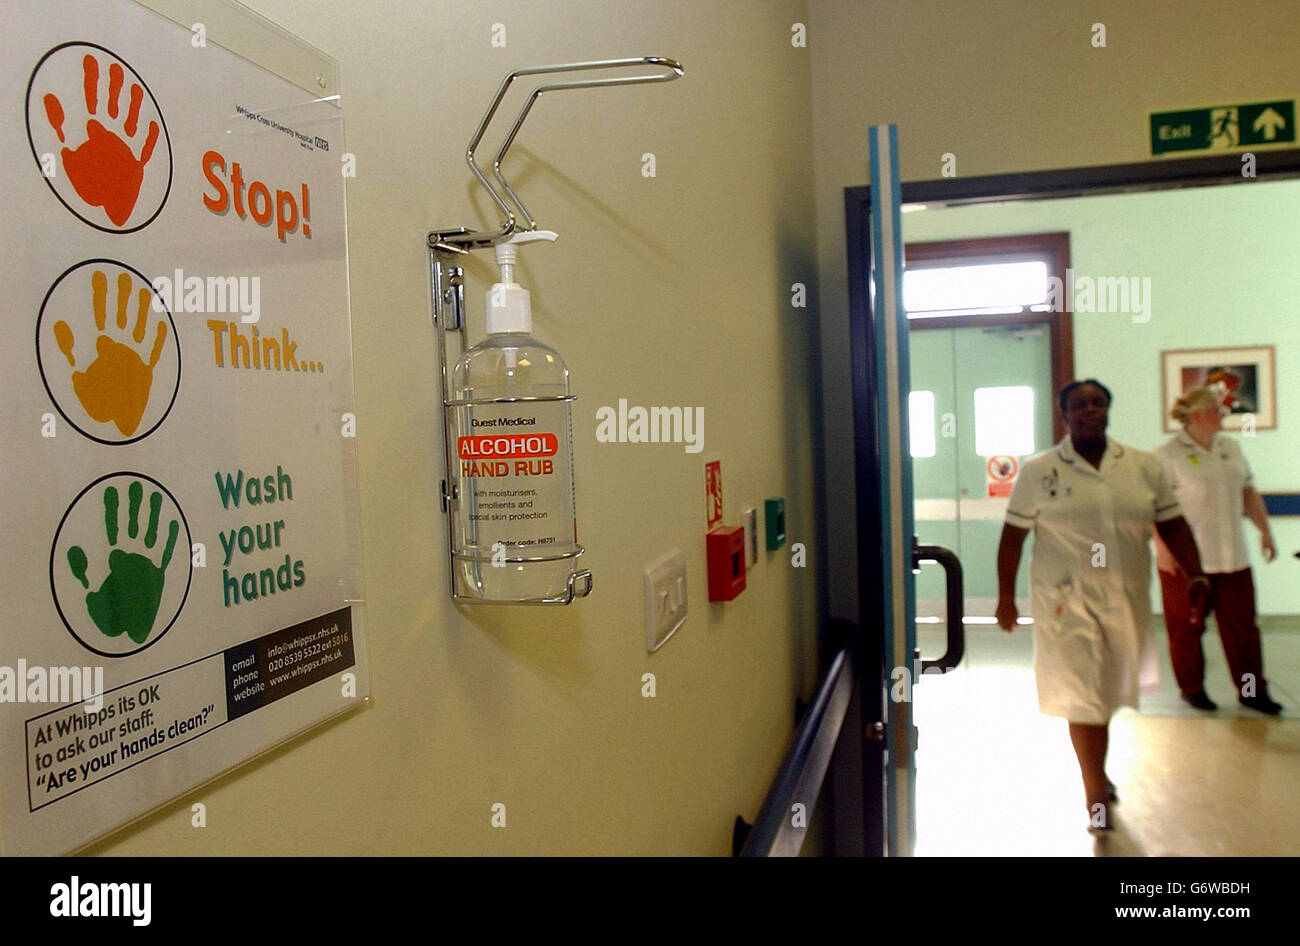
[1210,109,1238,148]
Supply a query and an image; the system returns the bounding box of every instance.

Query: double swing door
[909,323,1054,621]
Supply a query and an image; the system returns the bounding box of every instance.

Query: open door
[835,125,966,856]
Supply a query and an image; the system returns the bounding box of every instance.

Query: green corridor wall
[905,181,1300,615]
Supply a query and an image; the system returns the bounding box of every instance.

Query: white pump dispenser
[485,230,557,335]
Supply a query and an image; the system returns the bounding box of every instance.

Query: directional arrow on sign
[1253,107,1288,140]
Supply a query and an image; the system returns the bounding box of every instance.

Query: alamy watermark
[1046,269,1152,323]
[0,661,104,712]
[595,399,704,453]
[890,659,951,702]
[151,268,261,323]
[50,876,150,926]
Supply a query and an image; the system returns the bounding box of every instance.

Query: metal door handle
[912,538,965,672]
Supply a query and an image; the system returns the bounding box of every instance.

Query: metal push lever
[431,57,684,253]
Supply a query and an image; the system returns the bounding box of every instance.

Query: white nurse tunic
[1153,432,1252,574]
[1005,438,1183,723]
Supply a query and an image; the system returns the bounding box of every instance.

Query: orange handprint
[43,54,160,227]
[53,270,169,437]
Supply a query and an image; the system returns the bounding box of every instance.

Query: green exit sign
[1150,100,1295,155]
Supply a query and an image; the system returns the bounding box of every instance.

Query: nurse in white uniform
[995,380,1208,831]
[1152,387,1282,714]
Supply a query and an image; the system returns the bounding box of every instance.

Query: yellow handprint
[53,270,168,437]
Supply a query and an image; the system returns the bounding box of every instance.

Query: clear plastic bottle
[448,232,581,603]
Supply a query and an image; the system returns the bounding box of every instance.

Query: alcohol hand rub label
[458,407,574,547]
[458,426,558,475]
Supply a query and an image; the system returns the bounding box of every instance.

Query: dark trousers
[1158,567,1268,699]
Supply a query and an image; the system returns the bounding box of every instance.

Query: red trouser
[1157,567,1267,699]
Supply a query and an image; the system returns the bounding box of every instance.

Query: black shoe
[1239,694,1284,715]
[1182,691,1218,711]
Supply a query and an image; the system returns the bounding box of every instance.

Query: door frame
[832,147,1300,856]
[905,232,1073,442]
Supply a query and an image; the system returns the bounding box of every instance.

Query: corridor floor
[911,622,1300,856]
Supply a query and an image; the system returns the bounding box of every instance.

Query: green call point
[765,498,786,551]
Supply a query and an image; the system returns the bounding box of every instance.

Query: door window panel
[973,385,1035,457]
[909,390,936,458]
[905,260,1049,318]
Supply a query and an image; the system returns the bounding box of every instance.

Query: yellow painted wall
[80,0,1300,858]
[88,0,820,855]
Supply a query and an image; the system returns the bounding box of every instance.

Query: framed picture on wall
[1160,345,1276,433]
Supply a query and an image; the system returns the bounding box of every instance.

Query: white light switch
[645,549,687,652]
[743,507,758,567]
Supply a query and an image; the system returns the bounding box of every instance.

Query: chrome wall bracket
[427,57,683,604]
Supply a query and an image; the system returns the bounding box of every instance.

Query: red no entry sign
[986,455,1019,497]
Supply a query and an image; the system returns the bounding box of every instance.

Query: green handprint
[66,480,179,645]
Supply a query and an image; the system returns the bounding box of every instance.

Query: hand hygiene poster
[0,0,369,855]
